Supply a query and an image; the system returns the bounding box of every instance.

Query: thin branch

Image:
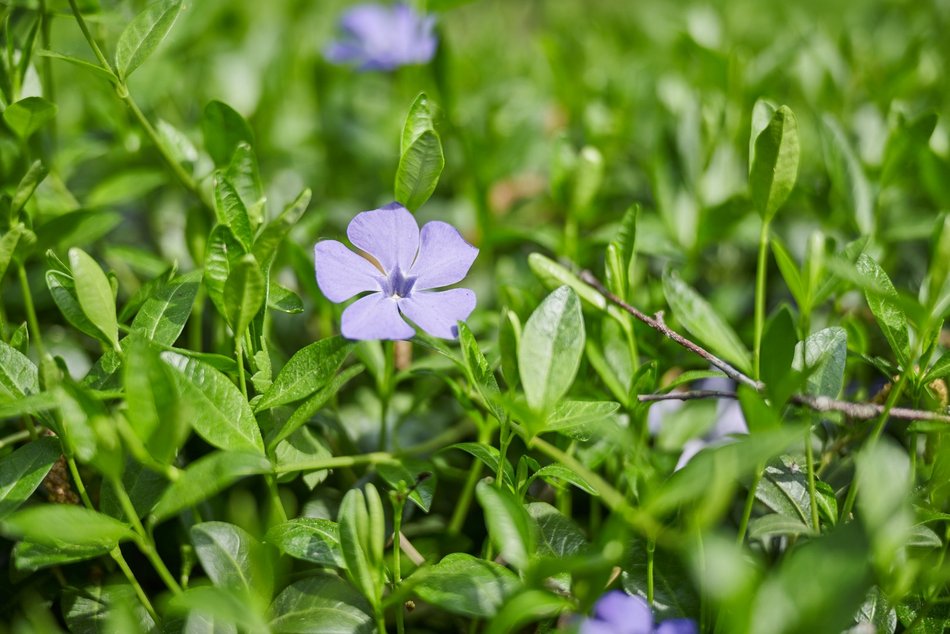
[580,270,950,425]
[580,270,763,391]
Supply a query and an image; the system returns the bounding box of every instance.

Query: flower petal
[347,203,420,273]
[338,4,392,40]
[341,293,415,341]
[314,241,383,303]
[655,619,699,634]
[398,289,476,339]
[592,591,653,634]
[409,220,478,290]
[579,619,617,634]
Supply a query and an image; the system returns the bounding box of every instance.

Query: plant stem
[805,425,820,531]
[235,338,248,399]
[0,429,31,449]
[110,546,159,623]
[736,466,763,545]
[272,451,397,474]
[391,495,406,634]
[753,218,770,381]
[379,341,394,451]
[112,478,183,595]
[447,424,488,536]
[646,537,656,605]
[17,264,45,360]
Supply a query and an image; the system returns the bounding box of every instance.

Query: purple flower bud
[325,3,437,71]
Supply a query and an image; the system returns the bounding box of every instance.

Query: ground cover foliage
[1,0,950,632]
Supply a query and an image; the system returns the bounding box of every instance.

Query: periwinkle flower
[324,3,437,71]
[314,202,477,340]
[579,591,697,634]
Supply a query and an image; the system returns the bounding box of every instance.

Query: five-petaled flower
[324,3,437,71]
[579,591,697,634]
[314,202,478,341]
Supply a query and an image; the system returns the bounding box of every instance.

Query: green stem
[272,452,396,474]
[0,429,31,449]
[496,421,512,489]
[646,537,656,605]
[805,425,820,531]
[17,264,45,360]
[379,342,394,451]
[110,547,159,623]
[840,373,910,520]
[392,496,406,634]
[736,466,763,544]
[448,424,489,536]
[65,455,93,508]
[753,218,770,381]
[112,478,183,595]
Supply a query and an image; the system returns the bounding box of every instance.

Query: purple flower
[324,3,437,71]
[579,592,697,634]
[313,202,477,341]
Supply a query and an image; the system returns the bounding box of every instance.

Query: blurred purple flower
[314,202,477,340]
[324,3,437,71]
[578,591,697,634]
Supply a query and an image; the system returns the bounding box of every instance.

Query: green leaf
[69,247,120,351]
[34,210,121,254]
[377,458,436,512]
[202,100,255,167]
[518,286,585,413]
[822,115,875,235]
[793,327,848,398]
[265,519,344,567]
[256,337,354,411]
[771,236,806,308]
[191,522,269,596]
[267,364,364,450]
[401,92,435,155]
[268,282,304,314]
[169,586,267,632]
[0,339,38,398]
[10,160,49,220]
[205,224,247,321]
[224,254,265,337]
[663,271,752,374]
[130,270,201,345]
[115,0,183,78]
[252,188,311,269]
[63,581,155,634]
[214,174,254,251]
[124,337,187,464]
[748,514,815,542]
[46,269,108,344]
[761,306,799,403]
[526,253,607,310]
[1,505,135,548]
[749,523,871,634]
[162,352,264,453]
[531,464,598,496]
[273,425,332,488]
[485,589,571,634]
[545,400,619,441]
[0,224,34,284]
[226,142,265,228]
[526,502,587,558]
[755,455,813,525]
[750,105,799,220]
[150,451,272,524]
[857,439,913,567]
[395,129,444,212]
[855,253,910,365]
[338,485,386,608]
[604,204,638,300]
[0,437,61,520]
[446,443,515,489]
[268,573,374,634]
[924,352,950,383]
[37,49,115,81]
[411,553,520,619]
[475,479,535,570]
[3,96,57,139]
[13,541,111,572]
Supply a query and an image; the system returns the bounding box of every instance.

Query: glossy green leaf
[822,115,874,235]
[63,581,155,634]
[10,160,48,220]
[69,247,120,351]
[663,271,752,374]
[162,352,264,453]
[268,282,304,314]
[793,327,848,398]
[47,269,107,344]
[377,458,436,512]
[0,437,60,520]
[526,502,587,558]
[401,92,435,155]
[857,439,913,567]
[395,129,444,212]
[115,0,183,78]
[214,175,254,251]
[13,540,111,572]
[256,337,353,411]
[411,553,519,619]
[447,443,515,488]
[124,337,187,464]
[0,224,34,284]
[130,270,201,345]
[475,479,535,570]
[761,306,799,403]
[855,253,909,365]
[265,519,344,567]
[531,463,598,496]
[202,100,255,167]
[268,573,374,634]
[485,589,571,634]
[750,104,799,220]
[0,339,38,399]
[604,204,638,300]
[338,484,386,609]
[150,451,272,524]
[3,96,57,139]
[527,253,606,310]
[545,399,619,441]
[771,236,805,307]
[226,142,265,227]
[519,286,585,412]
[252,188,311,269]
[34,210,122,255]
[37,49,115,81]
[191,522,269,596]
[224,253,265,337]
[1,505,135,548]
[205,224,247,321]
